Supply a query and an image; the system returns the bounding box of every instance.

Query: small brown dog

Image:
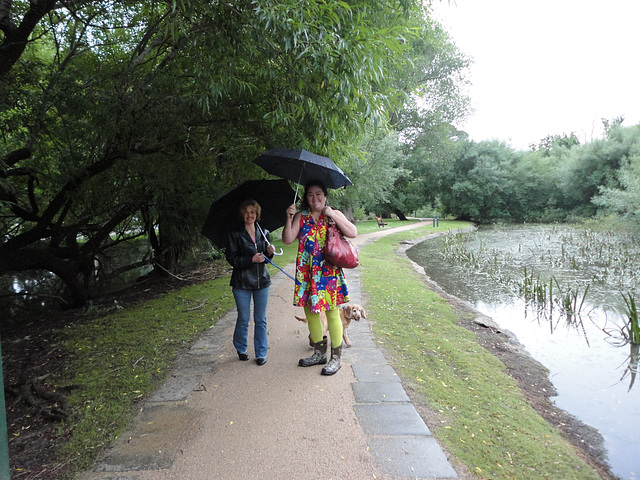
[295,304,367,347]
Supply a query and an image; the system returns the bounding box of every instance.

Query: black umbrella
[253,148,353,191]
[201,179,294,249]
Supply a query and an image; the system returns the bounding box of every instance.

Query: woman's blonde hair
[239,199,261,221]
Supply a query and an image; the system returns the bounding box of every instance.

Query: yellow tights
[304,306,342,348]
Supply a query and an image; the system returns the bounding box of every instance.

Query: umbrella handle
[256,223,283,255]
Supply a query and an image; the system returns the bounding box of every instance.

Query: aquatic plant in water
[604,293,640,346]
[600,293,640,391]
[622,293,640,345]
[441,228,608,342]
[555,280,590,318]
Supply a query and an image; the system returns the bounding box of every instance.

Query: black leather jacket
[226,228,273,290]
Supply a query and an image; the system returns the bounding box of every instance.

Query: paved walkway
[76,221,458,480]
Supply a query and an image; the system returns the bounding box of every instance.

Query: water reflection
[0,242,153,318]
[0,270,60,317]
[407,224,640,480]
[619,344,639,392]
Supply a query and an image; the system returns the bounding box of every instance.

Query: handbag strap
[325,216,342,234]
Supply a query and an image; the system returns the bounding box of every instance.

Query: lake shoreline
[398,228,617,480]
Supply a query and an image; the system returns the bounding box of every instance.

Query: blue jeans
[232,287,269,359]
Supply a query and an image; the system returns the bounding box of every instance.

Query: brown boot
[298,336,328,367]
[321,343,342,375]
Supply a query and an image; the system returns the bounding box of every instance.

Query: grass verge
[359,220,601,480]
[58,277,235,471]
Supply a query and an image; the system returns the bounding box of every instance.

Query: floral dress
[293,211,350,313]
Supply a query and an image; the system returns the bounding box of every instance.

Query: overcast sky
[430,0,640,150]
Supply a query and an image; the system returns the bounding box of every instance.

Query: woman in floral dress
[283,180,357,375]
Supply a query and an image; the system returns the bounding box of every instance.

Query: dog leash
[264,256,295,281]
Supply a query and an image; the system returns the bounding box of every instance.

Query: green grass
[57,277,236,471]
[359,221,601,480]
[49,217,600,478]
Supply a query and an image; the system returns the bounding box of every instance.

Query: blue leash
[256,223,294,281]
[264,256,295,281]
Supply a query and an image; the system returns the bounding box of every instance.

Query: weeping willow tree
[1,0,456,307]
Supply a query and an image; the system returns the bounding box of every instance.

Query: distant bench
[376,216,388,228]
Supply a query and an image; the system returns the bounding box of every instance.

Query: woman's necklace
[245,225,257,248]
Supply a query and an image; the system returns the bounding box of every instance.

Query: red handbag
[322,220,359,269]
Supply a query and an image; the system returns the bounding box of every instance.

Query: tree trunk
[393,208,408,221]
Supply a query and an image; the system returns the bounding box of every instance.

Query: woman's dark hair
[300,180,328,210]
[239,199,261,221]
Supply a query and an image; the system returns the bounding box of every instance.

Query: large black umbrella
[253,148,353,191]
[201,179,294,249]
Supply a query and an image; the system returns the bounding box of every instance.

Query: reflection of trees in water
[0,243,153,318]
[522,298,594,346]
[0,271,60,317]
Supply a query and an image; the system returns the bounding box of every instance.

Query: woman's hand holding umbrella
[286,204,297,219]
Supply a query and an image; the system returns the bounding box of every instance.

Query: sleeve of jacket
[225,231,253,269]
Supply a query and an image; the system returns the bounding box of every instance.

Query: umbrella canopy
[253,147,353,190]
[201,179,295,249]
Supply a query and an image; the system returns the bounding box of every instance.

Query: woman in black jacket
[225,199,276,365]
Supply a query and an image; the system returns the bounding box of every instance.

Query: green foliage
[592,125,640,228]
[433,123,640,225]
[323,11,471,219]
[379,14,471,216]
[529,132,580,155]
[2,0,469,307]
[439,140,518,222]
[342,131,408,216]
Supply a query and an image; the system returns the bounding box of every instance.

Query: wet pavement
[75,221,458,480]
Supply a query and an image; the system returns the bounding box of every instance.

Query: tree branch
[0,0,59,77]
[1,147,32,169]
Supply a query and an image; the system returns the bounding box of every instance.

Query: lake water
[406,224,640,480]
[0,242,154,317]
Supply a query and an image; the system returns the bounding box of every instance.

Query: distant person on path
[226,199,276,366]
[282,180,357,375]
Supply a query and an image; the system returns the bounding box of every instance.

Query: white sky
[430,0,640,150]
